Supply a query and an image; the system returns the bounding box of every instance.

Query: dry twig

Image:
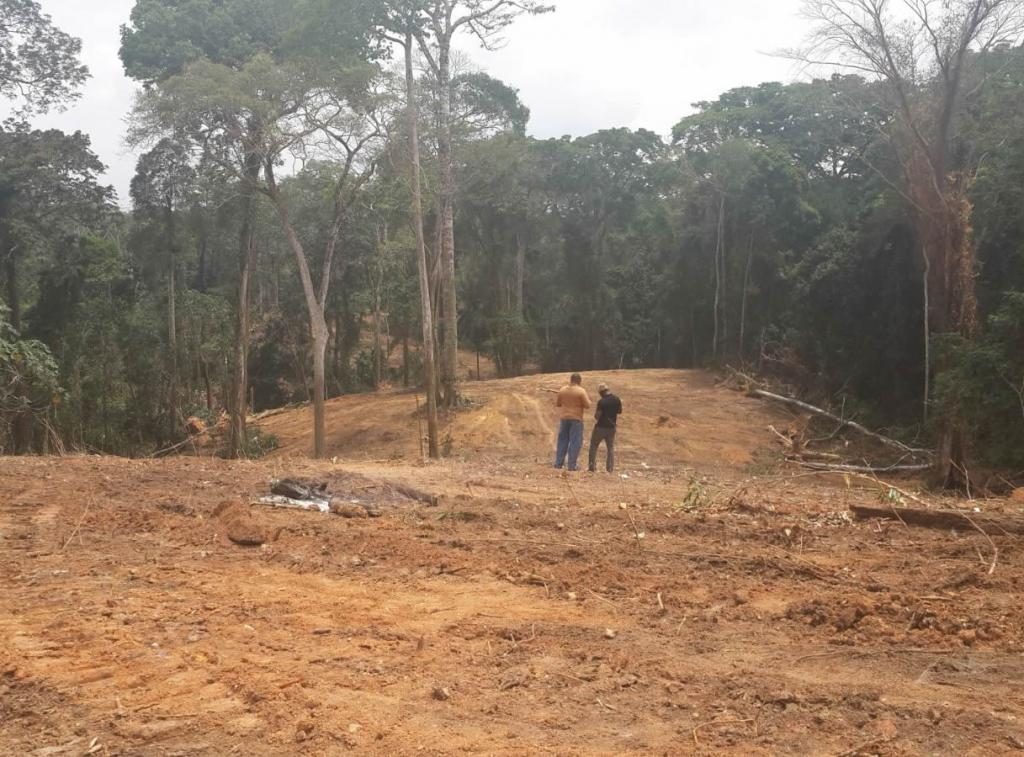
[61,500,92,551]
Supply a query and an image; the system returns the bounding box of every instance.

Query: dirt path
[2,373,1024,754]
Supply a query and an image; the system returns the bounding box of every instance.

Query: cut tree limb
[751,390,932,457]
[850,504,1024,536]
[797,461,933,475]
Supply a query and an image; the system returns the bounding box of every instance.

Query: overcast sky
[15,0,812,204]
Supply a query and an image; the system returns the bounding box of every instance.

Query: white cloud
[13,0,815,204]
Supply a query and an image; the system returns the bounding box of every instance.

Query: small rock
[348,723,361,734]
[432,686,451,701]
[556,522,566,530]
[1011,488,1024,504]
[958,628,977,646]
[733,591,750,606]
[566,592,578,601]
[604,628,618,640]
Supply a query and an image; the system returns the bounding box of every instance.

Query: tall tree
[0,125,112,452]
[0,0,89,113]
[409,0,553,406]
[795,0,1024,486]
[121,0,294,457]
[130,138,197,438]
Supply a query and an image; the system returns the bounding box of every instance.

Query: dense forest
[2,0,1024,481]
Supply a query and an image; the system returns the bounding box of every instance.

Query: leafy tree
[403,0,553,407]
[0,0,89,113]
[796,0,1024,487]
[131,138,197,437]
[0,124,113,332]
[121,0,301,457]
[0,302,61,452]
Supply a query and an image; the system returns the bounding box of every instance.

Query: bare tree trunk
[373,236,383,388]
[437,42,459,408]
[514,229,526,317]
[739,231,754,359]
[406,33,440,459]
[712,192,725,358]
[311,318,329,459]
[267,191,331,458]
[203,360,214,413]
[402,334,410,388]
[921,246,931,425]
[168,256,178,439]
[229,157,260,458]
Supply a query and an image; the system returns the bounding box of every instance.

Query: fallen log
[850,504,1024,536]
[798,461,933,474]
[751,389,932,458]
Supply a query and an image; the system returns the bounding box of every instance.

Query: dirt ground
[2,370,1023,755]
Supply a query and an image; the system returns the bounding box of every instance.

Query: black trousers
[588,427,616,472]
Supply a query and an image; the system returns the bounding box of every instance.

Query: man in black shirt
[588,383,622,473]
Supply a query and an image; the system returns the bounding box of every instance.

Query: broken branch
[751,389,932,458]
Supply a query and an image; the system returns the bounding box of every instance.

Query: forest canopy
[1,0,1023,478]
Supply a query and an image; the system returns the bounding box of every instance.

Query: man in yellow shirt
[554,373,592,472]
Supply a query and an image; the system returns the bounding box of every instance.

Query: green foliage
[677,476,709,512]
[0,0,89,113]
[2,6,1023,475]
[0,302,62,449]
[243,428,279,459]
[934,293,1024,467]
[486,312,533,377]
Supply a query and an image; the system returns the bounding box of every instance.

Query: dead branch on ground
[751,389,932,458]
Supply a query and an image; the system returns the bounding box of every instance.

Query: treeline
[1,0,1023,474]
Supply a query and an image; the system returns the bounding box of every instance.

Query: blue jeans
[554,419,584,471]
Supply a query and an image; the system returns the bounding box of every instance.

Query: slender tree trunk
[5,246,19,332]
[229,156,260,458]
[373,242,383,388]
[311,317,329,459]
[402,334,410,388]
[167,206,179,439]
[271,207,330,459]
[197,216,208,293]
[739,231,754,359]
[203,361,214,412]
[921,246,931,425]
[514,229,526,317]
[406,33,439,459]
[721,209,729,353]
[711,192,725,358]
[168,257,178,438]
[437,42,459,408]
[333,312,344,393]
